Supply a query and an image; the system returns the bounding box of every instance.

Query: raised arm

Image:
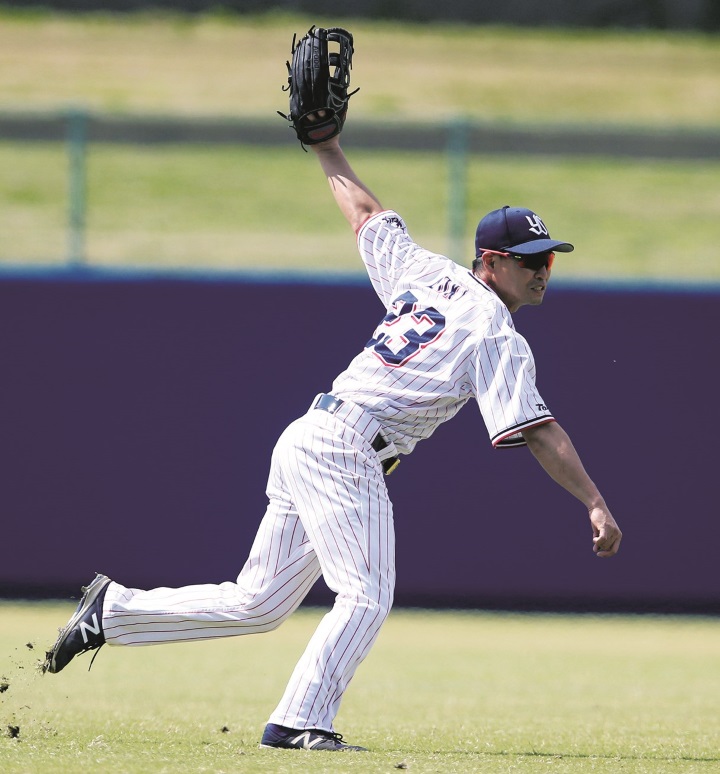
[312,136,384,233]
[522,421,622,558]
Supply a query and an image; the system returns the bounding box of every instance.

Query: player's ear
[472,251,496,276]
[481,251,495,270]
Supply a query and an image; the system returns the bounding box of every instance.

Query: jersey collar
[467,271,498,298]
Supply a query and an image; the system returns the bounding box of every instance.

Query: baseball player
[44,27,622,753]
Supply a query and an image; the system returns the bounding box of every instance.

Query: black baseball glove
[279,25,358,149]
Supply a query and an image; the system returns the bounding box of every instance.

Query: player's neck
[472,270,520,313]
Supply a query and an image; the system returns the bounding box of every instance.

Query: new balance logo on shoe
[79,614,101,644]
[43,574,112,674]
[289,731,326,749]
[259,722,368,751]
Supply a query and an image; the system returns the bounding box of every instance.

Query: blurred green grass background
[0,9,718,280]
[2,10,719,126]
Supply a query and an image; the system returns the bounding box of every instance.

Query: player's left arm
[312,135,384,233]
[522,420,622,558]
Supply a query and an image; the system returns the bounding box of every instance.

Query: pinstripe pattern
[334,210,554,452]
[267,405,394,730]
[103,400,394,732]
[98,207,551,736]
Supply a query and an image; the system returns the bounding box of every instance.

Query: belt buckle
[314,393,344,414]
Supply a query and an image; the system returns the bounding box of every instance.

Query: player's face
[486,251,554,312]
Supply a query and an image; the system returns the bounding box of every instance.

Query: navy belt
[312,393,400,475]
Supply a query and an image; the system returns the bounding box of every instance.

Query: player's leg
[266,413,395,733]
[101,514,320,646]
[45,435,322,673]
[100,444,321,646]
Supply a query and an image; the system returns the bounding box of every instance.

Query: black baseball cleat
[44,573,112,674]
[259,722,368,751]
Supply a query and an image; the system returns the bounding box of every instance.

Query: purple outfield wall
[1,273,718,613]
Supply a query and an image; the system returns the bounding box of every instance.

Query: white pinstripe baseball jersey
[331,210,555,452]
[88,208,556,739]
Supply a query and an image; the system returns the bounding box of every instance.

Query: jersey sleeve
[470,317,555,448]
[356,210,427,308]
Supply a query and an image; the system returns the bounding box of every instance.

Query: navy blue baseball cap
[475,206,574,257]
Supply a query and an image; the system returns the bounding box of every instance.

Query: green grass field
[1,10,718,127]
[1,603,719,773]
[0,10,719,282]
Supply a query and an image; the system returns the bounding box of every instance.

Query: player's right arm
[522,420,622,558]
[312,136,384,233]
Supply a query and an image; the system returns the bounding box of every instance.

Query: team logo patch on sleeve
[383,215,405,229]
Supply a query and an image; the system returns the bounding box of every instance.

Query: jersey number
[366,291,446,367]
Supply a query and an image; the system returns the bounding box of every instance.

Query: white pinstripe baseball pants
[102,399,396,732]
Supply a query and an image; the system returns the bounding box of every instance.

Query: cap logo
[525,214,548,236]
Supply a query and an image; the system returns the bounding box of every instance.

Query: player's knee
[360,591,394,621]
[380,589,394,618]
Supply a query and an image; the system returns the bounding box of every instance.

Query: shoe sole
[45,574,111,674]
[258,742,367,751]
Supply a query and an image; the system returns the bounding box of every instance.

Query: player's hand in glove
[279,25,358,149]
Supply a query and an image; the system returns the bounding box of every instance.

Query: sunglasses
[478,249,555,271]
